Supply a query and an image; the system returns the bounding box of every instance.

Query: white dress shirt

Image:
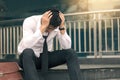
[17,15,71,57]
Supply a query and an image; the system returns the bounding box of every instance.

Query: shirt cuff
[60,31,68,37]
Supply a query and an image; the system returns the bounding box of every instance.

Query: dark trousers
[19,48,82,80]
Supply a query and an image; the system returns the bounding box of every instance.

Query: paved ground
[51,64,120,69]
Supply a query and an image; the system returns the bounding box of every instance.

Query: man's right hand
[40,11,53,33]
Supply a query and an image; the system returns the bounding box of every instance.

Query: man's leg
[19,48,44,80]
[48,49,82,80]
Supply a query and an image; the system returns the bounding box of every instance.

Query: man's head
[49,8,62,28]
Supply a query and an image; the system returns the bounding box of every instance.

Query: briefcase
[0,62,23,80]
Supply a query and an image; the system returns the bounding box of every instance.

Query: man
[18,8,82,80]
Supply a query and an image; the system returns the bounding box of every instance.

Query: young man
[18,9,82,80]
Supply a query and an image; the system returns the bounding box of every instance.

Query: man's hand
[40,11,52,33]
[59,12,65,27]
[59,12,66,35]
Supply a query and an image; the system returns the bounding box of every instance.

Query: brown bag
[0,62,23,80]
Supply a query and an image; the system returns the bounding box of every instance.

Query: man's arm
[57,12,71,49]
[59,12,66,35]
[57,31,71,49]
[22,16,43,48]
[40,11,52,33]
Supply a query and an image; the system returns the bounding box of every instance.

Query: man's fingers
[48,14,53,19]
[45,10,51,14]
[43,11,53,19]
[48,12,52,18]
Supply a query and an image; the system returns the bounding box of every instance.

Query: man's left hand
[59,12,66,35]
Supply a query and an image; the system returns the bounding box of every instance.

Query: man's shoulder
[24,15,42,21]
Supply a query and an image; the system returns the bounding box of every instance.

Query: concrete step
[1,57,120,80]
[21,68,120,80]
[99,79,120,80]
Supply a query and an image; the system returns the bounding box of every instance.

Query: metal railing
[0,26,22,58]
[0,9,120,59]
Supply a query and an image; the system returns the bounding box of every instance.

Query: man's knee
[63,49,77,58]
[22,48,34,58]
[19,48,35,68]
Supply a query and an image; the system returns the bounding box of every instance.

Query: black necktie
[41,35,48,74]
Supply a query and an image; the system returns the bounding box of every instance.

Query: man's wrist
[59,26,66,35]
[40,25,46,33]
[59,27,65,30]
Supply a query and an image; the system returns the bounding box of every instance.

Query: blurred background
[0,0,120,21]
[1,1,120,80]
[1,0,120,58]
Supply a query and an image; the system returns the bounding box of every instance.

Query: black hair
[49,8,62,28]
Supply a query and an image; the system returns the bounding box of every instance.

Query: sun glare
[89,0,119,11]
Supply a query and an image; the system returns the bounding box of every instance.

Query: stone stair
[1,55,120,80]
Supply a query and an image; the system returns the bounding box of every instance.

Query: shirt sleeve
[56,31,71,49]
[22,17,43,48]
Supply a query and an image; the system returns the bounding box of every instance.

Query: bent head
[46,8,62,33]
